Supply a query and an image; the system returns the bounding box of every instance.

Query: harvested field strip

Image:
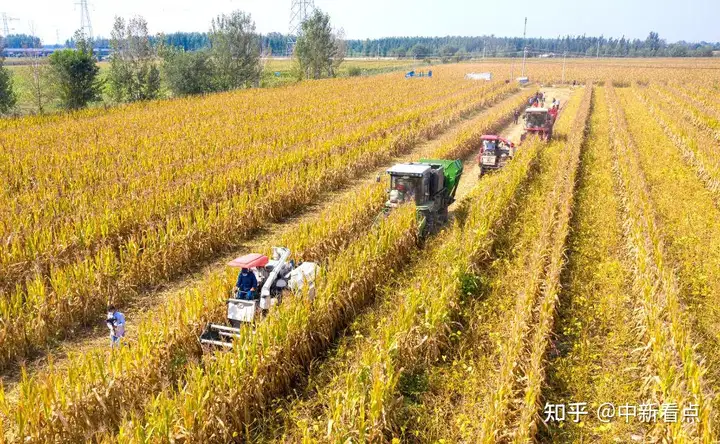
[0,82,519,373]
[615,86,720,438]
[542,86,647,442]
[477,87,590,443]
[606,84,712,442]
[510,85,592,443]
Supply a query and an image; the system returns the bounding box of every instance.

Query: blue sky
[5,0,719,45]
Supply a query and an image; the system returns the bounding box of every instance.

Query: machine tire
[423,211,436,236]
[439,206,449,225]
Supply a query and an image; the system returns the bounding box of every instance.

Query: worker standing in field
[513,109,520,124]
[106,305,126,348]
[235,267,258,300]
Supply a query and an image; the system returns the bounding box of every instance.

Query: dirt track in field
[0,87,535,397]
[451,86,575,211]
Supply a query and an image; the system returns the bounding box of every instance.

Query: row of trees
[0,8,345,115]
[0,34,42,48]
[346,33,719,58]
[157,9,344,97]
[0,33,101,113]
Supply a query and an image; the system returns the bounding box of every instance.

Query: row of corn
[0,77,489,280]
[541,86,647,442]
[614,84,720,438]
[630,83,720,202]
[470,87,590,442]
[605,83,712,442]
[256,88,586,442]
[0,81,518,372]
[510,84,593,442]
[0,87,532,442]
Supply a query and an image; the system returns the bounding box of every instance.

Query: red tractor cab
[477,135,516,177]
[522,108,554,141]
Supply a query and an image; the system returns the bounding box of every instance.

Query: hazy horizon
[3,0,718,45]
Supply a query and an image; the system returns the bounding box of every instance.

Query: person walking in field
[513,109,520,124]
[106,305,126,348]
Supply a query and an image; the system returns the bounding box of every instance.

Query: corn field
[3,60,720,443]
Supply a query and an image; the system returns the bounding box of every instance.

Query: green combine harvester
[380,158,464,235]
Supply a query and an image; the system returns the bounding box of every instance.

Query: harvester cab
[381,159,463,235]
[199,247,318,349]
[478,135,515,177]
[522,107,554,141]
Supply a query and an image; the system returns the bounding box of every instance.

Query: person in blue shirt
[106,305,126,348]
[235,268,258,300]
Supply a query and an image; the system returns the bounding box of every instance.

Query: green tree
[160,46,215,97]
[48,32,101,110]
[210,11,262,90]
[668,44,688,57]
[390,46,407,58]
[0,39,17,114]
[439,44,458,57]
[108,15,161,103]
[646,31,662,52]
[294,9,345,79]
[410,43,430,59]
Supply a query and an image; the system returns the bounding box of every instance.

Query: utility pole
[562,51,567,83]
[521,17,528,77]
[596,40,600,58]
[483,39,486,60]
